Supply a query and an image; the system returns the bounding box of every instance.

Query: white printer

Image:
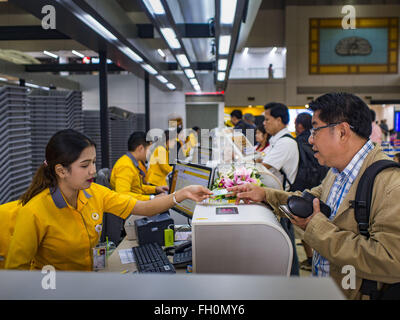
[192,203,293,276]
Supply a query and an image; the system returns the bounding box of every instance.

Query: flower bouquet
[202,165,265,205]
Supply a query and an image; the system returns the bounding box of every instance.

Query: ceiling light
[220,0,237,25]
[71,50,84,58]
[0,77,7,82]
[194,84,201,91]
[166,83,176,90]
[141,64,158,75]
[184,69,195,78]
[80,13,117,41]
[217,72,226,81]
[271,47,277,54]
[156,75,168,84]
[157,49,166,58]
[43,50,58,59]
[25,82,40,89]
[190,78,199,86]
[160,28,181,49]
[283,48,287,54]
[243,47,249,55]
[143,0,165,15]
[120,46,143,62]
[218,35,231,55]
[176,54,190,68]
[218,59,228,71]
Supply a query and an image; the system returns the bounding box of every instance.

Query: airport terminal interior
[1,0,400,301]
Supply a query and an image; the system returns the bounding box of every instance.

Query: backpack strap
[278,134,296,190]
[351,160,400,239]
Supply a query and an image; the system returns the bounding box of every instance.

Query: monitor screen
[169,162,213,218]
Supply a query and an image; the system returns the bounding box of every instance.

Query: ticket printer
[135,212,174,246]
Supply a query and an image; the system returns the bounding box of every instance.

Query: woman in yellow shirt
[5,129,211,271]
[146,130,175,187]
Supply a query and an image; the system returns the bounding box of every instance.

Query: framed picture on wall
[309,17,398,74]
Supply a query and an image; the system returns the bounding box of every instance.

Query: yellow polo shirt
[110,153,156,201]
[0,201,21,269]
[146,145,172,187]
[5,183,136,271]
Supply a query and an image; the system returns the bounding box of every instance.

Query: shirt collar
[125,152,146,177]
[50,187,92,209]
[331,140,374,182]
[270,127,290,144]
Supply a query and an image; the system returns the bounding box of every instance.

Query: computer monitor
[169,162,213,219]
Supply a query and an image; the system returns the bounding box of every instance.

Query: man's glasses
[310,122,354,137]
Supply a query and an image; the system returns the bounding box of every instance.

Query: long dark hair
[20,129,96,205]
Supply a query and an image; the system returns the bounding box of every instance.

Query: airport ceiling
[0,0,399,92]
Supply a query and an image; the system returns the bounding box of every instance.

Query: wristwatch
[172,192,180,205]
[150,195,155,200]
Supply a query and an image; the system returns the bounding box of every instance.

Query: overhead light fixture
[71,50,84,58]
[190,78,199,86]
[243,47,249,55]
[25,82,40,89]
[43,50,58,59]
[218,35,231,55]
[120,46,143,62]
[157,49,166,59]
[0,77,7,82]
[141,64,158,75]
[160,28,181,49]
[220,0,237,25]
[156,75,168,84]
[80,13,118,41]
[166,83,176,90]
[217,72,226,81]
[143,0,165,15]
[184,69,195,78]
[218,59,228,71]
[176,54,190,68]
[271,47,277,54]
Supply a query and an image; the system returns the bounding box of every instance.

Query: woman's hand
[156,185,169,194]
[227,183,266,204]
[176,185,213,202]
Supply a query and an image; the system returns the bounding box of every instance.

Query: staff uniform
[146,144,172,187]
[262,127,299,191]
[0,201,20,269]
[5,183,136,271]
[110,152,157,201]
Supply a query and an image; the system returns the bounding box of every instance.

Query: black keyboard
[132,243,176,273]
[173,249,192,268]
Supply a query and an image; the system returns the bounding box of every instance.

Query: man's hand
[290,198,320,230]
[156,185,169,194]
[227,183,267,205]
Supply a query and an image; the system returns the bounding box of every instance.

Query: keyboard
[132,243,176,273]
[173,249,192,268]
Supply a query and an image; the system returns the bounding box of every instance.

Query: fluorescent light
[144,0,165,15]
[194,84,201,91]
[176,54,190,68]
[80,13,117,41]
[26,82,40,89]
[157,49,166,58]
[283,48,287,54]
[43,50,58,59]
[160,28,181,49]
[217,72,226,81]
[190,78,199,86]
[0,77,7,82]
[220,0,237,25]
[141,64,158,75]
[271,47,277,54]
[218,59,228,71]
[156,75,168,84]
[218,35,231,55]
[120,46,143,62]
[71,50,84,58]
[243,47,249,55]
[184,69,195,78]
[166,83,176,90]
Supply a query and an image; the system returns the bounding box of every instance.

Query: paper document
[118,249,135,264]
[175,231,191,241]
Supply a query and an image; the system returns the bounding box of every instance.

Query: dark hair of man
[230,110,242,119]
[309,92,372,139]
[128,131,150,151]
[295,112,312,131]
[370,109,376,122]
[264,102,289,125]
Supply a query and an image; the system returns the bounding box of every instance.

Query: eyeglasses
[309,122,354,137]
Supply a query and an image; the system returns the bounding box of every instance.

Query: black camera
[279,191,331,219]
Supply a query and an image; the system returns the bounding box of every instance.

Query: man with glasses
[228,93,400,299]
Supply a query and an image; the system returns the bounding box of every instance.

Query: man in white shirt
[262,103,299,191]
[261,102,300,275]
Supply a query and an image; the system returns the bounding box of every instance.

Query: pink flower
[223,177,235,188]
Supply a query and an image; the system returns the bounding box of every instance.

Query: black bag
[350,160,400,300]
[279,134,329,191]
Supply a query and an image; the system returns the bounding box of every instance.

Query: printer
[192,203,293,276]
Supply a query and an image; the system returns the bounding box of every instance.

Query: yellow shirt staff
[5,129,212,271]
